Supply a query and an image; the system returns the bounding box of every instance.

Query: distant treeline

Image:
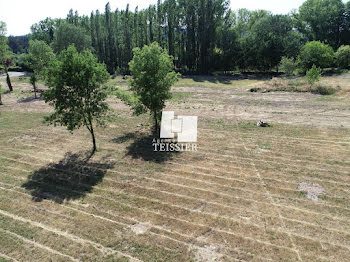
[8,35,29,54]
[20,0,350,74]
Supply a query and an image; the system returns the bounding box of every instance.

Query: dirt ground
[0,74,350,261]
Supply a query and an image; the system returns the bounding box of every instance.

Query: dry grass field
[0,74,350,261]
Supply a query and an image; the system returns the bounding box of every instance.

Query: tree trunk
[0,93,2,105]
[34,83,37,99]
[153,111,159,136]
[5,66,13,92]
[90,124,97,153]
[87,117,97,154]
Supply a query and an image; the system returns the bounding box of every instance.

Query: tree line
[25,0,350,74]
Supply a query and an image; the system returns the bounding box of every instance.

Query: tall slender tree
[0,21,13,92]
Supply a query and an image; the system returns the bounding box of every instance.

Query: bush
[313,85,337,95]
[250,87,259,92]
[336,45,350,69]
[306,64,322,87]
[279,57,298,76]
[299,41,335,71]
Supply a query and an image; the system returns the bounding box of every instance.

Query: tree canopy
[16,0,350,74]
[299,41,335,70]
[52,22,92,53]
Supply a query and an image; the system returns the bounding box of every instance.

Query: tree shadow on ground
[17,96,42,103]
[112,132,180,163]
[21,151,114,203]
[185,74,277,84]
[192,76,233,84]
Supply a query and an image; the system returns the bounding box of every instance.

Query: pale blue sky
[2,0,306,36]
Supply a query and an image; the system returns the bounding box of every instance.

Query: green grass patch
[171,92,192,102]
[0,111,47,134]
[258,142,271,150]
[175,77,258,89]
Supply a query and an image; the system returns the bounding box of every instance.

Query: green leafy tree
[104,3,116,73]
[306,64,322,88]
[8,35,29,54]
[28,40,55,98]
[296,0,347,48]
[246,14,302,71]
[299,41,335,70]
[52,23,91,53]
[215,10,239,72]
[0,21,13,92]
[336,45,350,69]
[30,17,58,44]
[43,45,109,153]
[128,42,179,130]
[122,4,132,73]
[198,0,228,74]
[279,57,298,76]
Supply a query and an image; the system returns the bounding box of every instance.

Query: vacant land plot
[0,74,350,261]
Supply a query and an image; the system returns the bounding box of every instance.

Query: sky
[1,0,307,36]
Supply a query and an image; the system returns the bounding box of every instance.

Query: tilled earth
[0,75,349,261]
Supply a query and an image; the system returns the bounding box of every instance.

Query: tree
[43,45,109,153]
[299,41,335,70]
[336,45,350,69]
[296,0,347,48]
[306,64,322,88]
[52,22,91,53]
[28,40,55,98]
[216,10,239,72]
[94,10,106,63]
[198,0,228,74]
[247,14,302,71]
[128,42,178,130]
[0,21,13,92]
[104,2,116,73]
[8,35,29,54]
[122,4,132,73]
[279,57,298,76]
[30,17,58,44]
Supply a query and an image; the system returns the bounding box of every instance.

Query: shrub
[279,57,298,76]
[306,64,322,87]
[299,41,335,70]
[313,85,337,95]
[336,45,350,69]
[250,87,259,92]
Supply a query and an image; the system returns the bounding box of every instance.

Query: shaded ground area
[22,152,115,203]
[113,132,180,163]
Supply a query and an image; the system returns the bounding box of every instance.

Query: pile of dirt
[130,222,151,235]
[194,244,223,262]
[298,182,325,201]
